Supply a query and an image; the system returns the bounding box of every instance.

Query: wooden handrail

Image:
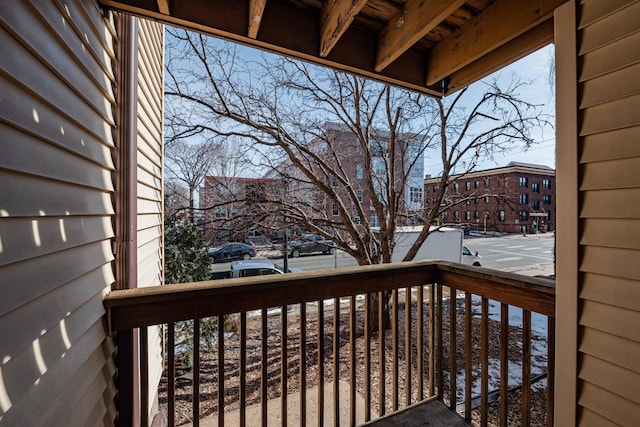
[105,261,439,331]
[435,262,555,317]
[104,261,555,331]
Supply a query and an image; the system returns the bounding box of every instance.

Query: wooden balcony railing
[104,260,555,427]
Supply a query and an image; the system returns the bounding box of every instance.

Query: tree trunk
[368,290,391,334]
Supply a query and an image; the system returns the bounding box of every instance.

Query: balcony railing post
[116,329,137,427]
[193,320,200,427]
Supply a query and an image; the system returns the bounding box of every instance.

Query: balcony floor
[362,396,468,426]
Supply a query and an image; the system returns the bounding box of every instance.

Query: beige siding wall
[136,18,165,418]
[0,1,117,425]
[557,0,640,424]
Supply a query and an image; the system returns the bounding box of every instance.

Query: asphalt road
[211,233,555,275]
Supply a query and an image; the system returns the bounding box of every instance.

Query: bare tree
[164,139,219,223]
[165,29,549,265]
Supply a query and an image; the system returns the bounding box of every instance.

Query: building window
[443,211,448,221]
[474,197,479,205]
[485,195,490,204]
[426,186,430,193]
[543,179,551,189]
[410,187,423,204]
[546,211,552,221]
[465,181,471,191]
[498,210,505,221]
[484,178,490,188]
[215,208,226,219]
[356,190,363,202]
[466,199,470,205]
[370,215,379,228]
[519,177,528,187]
[332,204,339,216]
[474,180,479,189]
[474,210,479,220]
[454,182,459,192]
[356,163,363,179]
[465,211,471,220]
[454,211,460,221]
[532,183,539,193]
[484,211,490,220]
[519,211,528,221]
[331,176,339,187]
[519,194,528,204]
[434,184,439,192]
[543,195,551,205]
[353,215,361,224]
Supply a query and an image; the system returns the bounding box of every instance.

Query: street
[211,233,555,276]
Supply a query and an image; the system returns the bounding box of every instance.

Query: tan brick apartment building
[200,123,427,244]
[199,176,277,243]
[424,162,556,234]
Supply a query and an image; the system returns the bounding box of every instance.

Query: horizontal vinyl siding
[136,18,164,419]
[577,1,640,423]
[0,1,116,425]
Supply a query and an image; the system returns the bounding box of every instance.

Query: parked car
[210,260,302,279]
[208,242,257,263]
[288,234,334,258]
[448,223,471,236]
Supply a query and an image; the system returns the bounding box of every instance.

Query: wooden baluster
[449,286,457,411]
[500,303,509,426]
[282,305,288,427]
[392,289,399,411]
[349,296,356,426]
[193,320,200,427]
[140,326,148,427]
[436,284,443,400]
[333,298,339,427]
[261,309,268,427]
[417,285,424,402]
[405,286,412,407]
[300,303,307,427]
[480,298,488,427]
[547,316,555,427]
[378,291,386,416]
[428,285,435,397]
[218,316,225,427]
[522,310,531,427]
[240,313,247,427]
[167,323,175,427]
[464,293,472,422]
[318,300,324,427]
[364,293,371,422]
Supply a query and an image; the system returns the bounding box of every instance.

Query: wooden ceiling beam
[375,0,466,72]
[157,0,169,15]
[446,18,554,93]
[248,0,267,39]
[320,0,368,57]
[425,0,566,86]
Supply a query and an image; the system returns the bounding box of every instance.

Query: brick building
[309,123,425,228]
[424,162,556,234]
[199,176,278,244]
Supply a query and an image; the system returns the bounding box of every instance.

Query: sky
[422,44,557,176]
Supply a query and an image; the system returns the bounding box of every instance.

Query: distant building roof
[506,161,554,170]
[424,161,555,183]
